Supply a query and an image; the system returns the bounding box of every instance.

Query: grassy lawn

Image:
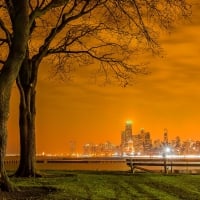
[3,171,200,200]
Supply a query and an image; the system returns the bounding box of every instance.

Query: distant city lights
[20,121,200,158]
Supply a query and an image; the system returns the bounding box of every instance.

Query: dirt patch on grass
[0,186,57,200]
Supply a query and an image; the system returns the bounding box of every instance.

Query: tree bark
[15,85,37,177]
[0,0,29,190]
[0,89,15,191]
[14,53,39,177]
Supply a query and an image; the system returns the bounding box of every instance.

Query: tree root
[0,179,19,192]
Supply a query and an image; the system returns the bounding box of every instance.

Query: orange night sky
[7,1,200,155]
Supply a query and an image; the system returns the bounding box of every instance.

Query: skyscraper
[163,128,168,145]
[133,128,152,155]
[121,121,134,155]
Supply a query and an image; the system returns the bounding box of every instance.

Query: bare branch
[0,18,11,47]
[38,0,46,9]
[131,0,153,43]
[31,1,105,63]
[29,0,34,12]
[4,0,15,22]
[0,59,5,65]
[29,0,70,24]
[27,0,191,85]
[0,2,6,9]
[36,0,40,8]
[0,38,8,45]
[46,41,148,86]
[28,0,70,32]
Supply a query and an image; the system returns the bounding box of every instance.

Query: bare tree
[0,0,191,179]
[0,0,29,191]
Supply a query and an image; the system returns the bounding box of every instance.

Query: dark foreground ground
[1,171,200,200]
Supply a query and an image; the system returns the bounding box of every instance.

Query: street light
[163,146,171,174]
[165,147,171,154]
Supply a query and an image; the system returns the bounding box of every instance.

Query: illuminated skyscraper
[125,120,133,140]
[121,121,134,155]
[163,128,168,145]
[133,128,152,155]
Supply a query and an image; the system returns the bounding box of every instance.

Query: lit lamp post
[163,146,171,174]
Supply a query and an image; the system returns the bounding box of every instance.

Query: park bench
[126,157,200,174]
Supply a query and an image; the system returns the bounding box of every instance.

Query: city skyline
[8,118,200,156]
[6,0,200,154]
[82,120,200,157]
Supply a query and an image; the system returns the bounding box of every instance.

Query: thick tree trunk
[0,0,29,191]
[0,90,15,191]
[14,54,39,177]
[15,86,37,177]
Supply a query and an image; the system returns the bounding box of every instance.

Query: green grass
[8,171,200,200]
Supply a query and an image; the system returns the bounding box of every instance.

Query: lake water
[5,157,129,171]
[5,156,200,173]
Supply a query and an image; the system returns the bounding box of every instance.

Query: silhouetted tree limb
[0,19,11,46]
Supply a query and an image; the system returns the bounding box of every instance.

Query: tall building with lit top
[163,128,168,145]
[121,121,134,155]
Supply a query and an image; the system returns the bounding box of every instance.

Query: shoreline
[4,156,200,174]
